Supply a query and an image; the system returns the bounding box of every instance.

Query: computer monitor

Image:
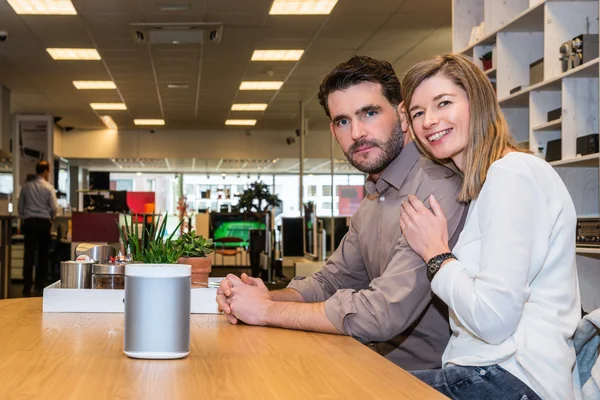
[89,171,110,190]
[303,202,317,259]
[209,213,266,248]
[281,217,304,257]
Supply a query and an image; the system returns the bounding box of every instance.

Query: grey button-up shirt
[288,141,467,370]
[18,176,58,220]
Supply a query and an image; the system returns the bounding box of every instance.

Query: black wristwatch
[426,252,456,281]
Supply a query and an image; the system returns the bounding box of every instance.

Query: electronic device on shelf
[560,34,599,72]
[545,138,562,162]
[576,134,599,156]
[577,218,600,248]
[547,107,562,122]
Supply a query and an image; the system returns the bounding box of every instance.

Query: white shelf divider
[499,58,599,106]
[576,247,600,256]
[484,67,497,76]
[549,153,600,168]
[531,118,562,131]
[458,0,545,55]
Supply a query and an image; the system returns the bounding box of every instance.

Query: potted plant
[119,213,183,262]
[233,181,282,221]
[479,51,493,71]
[176,230,214,288]
[233,181,282,278]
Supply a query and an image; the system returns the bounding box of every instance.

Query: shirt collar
[364,141,421,195]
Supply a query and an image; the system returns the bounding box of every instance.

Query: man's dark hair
[36,161,50,175]
[318,55,402,119]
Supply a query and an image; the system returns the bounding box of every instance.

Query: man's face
[328,82,403,175]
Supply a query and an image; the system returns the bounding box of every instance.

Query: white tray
[42,278,222,314]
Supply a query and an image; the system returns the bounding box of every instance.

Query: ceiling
[0,0,452,132]
[68,156,362,174]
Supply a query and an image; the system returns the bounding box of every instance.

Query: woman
[399,53,581,399]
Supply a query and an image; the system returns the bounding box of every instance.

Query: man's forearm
[269,288,306,302]
[264,301,342,335]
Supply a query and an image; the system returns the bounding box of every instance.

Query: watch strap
[426,252,456,281]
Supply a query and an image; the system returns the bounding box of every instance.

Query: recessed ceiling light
[90,103,126,110]
[225,119,257,126]
[269,0,338,15]
[73,81,116,90]
[100,115,118,130]
[159,3,190,11]
[7,0,77,15]
[251,50,304,61]
[167,84,190,89]
[239,81,283,90]
[47,48,101,60]
[134,119,165,126]
[231,103,268,111]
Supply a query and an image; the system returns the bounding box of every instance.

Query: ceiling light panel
[7,0,77,15]
[231,104,268,111]
[134,119,165,126]
[251,50,304,61]
[100,115,118,130]
[225,119,257,126]
[47,48,101,60]
[269,0,338,15]
[90,103,126,110]
[73,81,116,90]
[239,81,283,91]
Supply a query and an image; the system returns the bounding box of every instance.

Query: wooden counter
[0,299,446,399]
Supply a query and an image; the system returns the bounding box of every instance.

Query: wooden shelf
[532,118,562,132]
[459,1,545,56]
[550,153,600,168]
[576,247,600,256]
[484,68,497,77]
[499,58,599,107]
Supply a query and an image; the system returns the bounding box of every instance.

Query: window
[0,174,12,194]
[307,185,317,197]
[115,179,133,192]
[322,185,332,197]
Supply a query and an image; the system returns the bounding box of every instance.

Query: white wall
[58,128,346,160]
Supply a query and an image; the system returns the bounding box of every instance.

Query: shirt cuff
[430,259,463,305]
[324,289,359,337]
[286,277,327,303]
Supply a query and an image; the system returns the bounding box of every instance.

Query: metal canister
[74,244,116,263]
[60,261,97,289]
[92,263,126,289]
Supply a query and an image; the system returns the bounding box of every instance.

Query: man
[216,56,467,370]
[18,160,58,296]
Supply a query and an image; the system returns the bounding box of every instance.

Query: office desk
[0,299,446,399]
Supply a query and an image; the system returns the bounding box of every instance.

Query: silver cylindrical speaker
[124,263,191,359]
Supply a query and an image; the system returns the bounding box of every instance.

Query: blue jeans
[411,365,541,400]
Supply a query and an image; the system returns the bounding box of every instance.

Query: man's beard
[344,118,404,174]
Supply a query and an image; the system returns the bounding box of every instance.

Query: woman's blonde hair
[401,53,529,202]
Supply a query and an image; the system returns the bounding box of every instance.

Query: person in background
[216,55,468,370]
[399,53,581,399]
[18,160,58,297]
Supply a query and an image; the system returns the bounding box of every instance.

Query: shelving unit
[454,0,600,312]
[577,247,600,255]
[532,118,562,132]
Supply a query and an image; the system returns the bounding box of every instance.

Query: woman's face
[408,74,471,170]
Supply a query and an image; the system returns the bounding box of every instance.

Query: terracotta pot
[482,59,493,71]
[178,257,211,288]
